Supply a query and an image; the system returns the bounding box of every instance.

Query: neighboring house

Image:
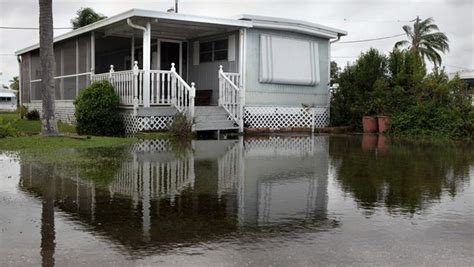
[0,88,17,111]
[15,9,346,133]
[449,70,474,106]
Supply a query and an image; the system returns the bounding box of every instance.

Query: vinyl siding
[244,28,330,107]
[188,31,240,105]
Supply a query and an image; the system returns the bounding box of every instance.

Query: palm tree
[395,17,449,67]
[71,7,107,29]
[39,0,59,135]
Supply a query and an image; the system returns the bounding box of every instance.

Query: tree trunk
[39,0,59,136]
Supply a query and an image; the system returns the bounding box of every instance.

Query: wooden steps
[194,106,239,131]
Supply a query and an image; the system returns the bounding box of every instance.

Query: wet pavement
[0,135,473,266]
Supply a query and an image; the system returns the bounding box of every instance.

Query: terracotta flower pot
[377,116,390,133]
[362,116,378,133]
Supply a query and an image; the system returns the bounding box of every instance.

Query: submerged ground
[0,135,473,266]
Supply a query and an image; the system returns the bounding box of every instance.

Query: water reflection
[19,136,333,259]
[329,135,473,214]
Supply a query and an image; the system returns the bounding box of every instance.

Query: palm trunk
[39,0,59,136]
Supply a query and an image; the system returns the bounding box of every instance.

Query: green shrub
[74,80,124,136]
[26,109,40,120]
[18,105,28,119]
[330,47,473,138]
[0,119,18,138]
[168,112,193,139]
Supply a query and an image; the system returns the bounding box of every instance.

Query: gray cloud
[0,0,472,85]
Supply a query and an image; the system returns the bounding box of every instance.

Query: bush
[25,109,40,120]
[330,48,474,138]
[18,105,28,119]
[0,119,18,138]
[74,80,124,136]
[168,112,193,139]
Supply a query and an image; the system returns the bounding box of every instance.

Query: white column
[91,31,95,74]
[142,22,151,107]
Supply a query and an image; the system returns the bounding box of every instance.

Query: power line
[0,26,72,30]
[444,64,472,70]
[336,33,405,44]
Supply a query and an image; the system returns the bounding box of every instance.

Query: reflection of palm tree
[395,17,449,67]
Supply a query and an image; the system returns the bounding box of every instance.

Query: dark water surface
[1,135,473,266]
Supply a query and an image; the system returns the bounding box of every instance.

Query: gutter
[330,34,342,44]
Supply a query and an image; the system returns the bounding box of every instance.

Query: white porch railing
[91,61,195,117]
[219,65,243,131]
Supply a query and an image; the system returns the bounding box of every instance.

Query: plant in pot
[362,98,378,133]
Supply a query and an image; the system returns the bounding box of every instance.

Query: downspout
[127,18,151,107]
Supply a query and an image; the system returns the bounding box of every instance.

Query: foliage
[330,61,340,85]
[330,48,388,128]
[18,105,28,119]
[168,112,194,139]
[25,109,40,120]
[74,80,124,136]
[395,17,449,67]
[331,48,473,138]
[9,76,19,91]
[0,118,18,138]
[71,7,107,29]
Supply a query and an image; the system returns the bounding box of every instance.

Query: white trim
[157,39,184,74]
[91,31,95,73]
[75,37,79,96]
[30,72,92,83]
[238,14,347,37]
[15,9,253,55]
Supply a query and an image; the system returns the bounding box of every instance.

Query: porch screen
[259,34,320,86]
[27,33,91,101]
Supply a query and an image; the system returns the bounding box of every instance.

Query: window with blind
[199,39,228,62]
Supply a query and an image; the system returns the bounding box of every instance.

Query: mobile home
[15,9,346,133]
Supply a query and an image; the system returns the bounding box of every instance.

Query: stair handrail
[218,65,243,131]
[170,63,195,118]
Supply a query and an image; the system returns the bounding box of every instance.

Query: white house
[15,9,346,133]
[0,88,17,111]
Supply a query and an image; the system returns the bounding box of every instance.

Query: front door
[159,41,182,74]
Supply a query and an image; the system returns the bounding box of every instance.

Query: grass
[0,111,137,153]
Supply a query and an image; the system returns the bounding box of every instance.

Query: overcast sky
[0,0,472,86]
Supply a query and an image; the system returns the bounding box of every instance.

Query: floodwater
[0,135,473,266]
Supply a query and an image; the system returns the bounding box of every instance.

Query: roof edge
[238,14,347,38]
[15,9,253,56]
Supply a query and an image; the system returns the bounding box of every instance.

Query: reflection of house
[19,136,331,256]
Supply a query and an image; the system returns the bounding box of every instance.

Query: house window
[199,39,228,62]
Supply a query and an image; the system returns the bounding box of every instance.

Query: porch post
[133,61,139,115]
[143,22,151,107]
[218,65,223,106]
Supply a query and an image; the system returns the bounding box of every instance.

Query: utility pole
[175,0,178,13]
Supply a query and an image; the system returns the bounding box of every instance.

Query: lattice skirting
[123,113,173,134]
[244,106,329,129]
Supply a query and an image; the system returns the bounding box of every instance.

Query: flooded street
[1,135,473,266]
